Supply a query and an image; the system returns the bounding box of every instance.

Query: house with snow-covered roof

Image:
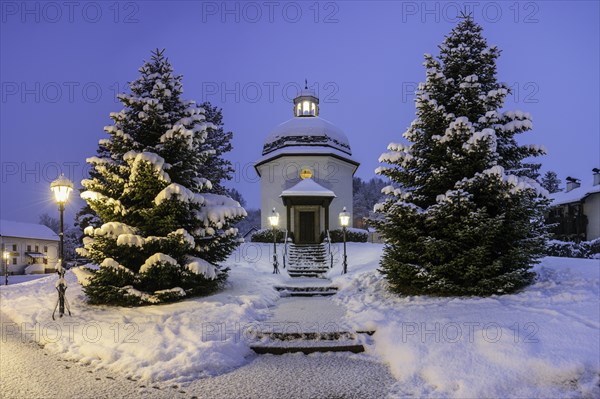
[254,84,359,243]
[547,169,600,241]
[0,220,59,274]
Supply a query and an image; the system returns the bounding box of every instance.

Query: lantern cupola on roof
[294,80,319,117]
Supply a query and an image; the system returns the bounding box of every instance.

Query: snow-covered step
[251,330,355,341]
[288,258,327,263]
[250,340,364,355]
[286,243,330,278]
[274,285,338,297]
[287,270,328,278]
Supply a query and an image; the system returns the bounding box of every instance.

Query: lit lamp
[339,207,350,274]
[50,173,73,319]
[3,251,9,286]
[268,208,280,274]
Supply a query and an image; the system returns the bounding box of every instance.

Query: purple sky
[1,1,599,225]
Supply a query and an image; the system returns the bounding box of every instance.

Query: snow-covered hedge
[545,238,600,259]
[324,228,368,243]
[250,229,292,243]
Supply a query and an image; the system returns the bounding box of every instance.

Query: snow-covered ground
[330,245,600,398]
[1,242,599,398]
[2,273,50,285]
[0,244,284,382]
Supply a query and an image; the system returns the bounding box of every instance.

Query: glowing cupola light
[294,79,319,117]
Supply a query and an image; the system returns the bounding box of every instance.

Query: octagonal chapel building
[254,86,359,244]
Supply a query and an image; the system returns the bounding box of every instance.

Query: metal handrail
[325,230,333,268]
[283,229,288,269]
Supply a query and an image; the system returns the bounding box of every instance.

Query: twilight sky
[1,1,599,225]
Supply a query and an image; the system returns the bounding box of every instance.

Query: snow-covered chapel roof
[263,116,352,157]
[280,178,336,197]
[0,220,59,241]
[260,86,353,163]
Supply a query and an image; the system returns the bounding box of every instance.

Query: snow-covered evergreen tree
[541,171,562,193]
[78,49,246,305]
[73,102,235,233]
[198,102,235,194]
[371,16,549,296]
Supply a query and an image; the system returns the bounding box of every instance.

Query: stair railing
[325,230,333,268]
[283,229,288,269]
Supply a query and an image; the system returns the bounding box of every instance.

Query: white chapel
[254,85,359,244]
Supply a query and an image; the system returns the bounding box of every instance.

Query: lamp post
[3,250,9,286]
[268,208,280,274]
[339,207,350,274]
[50,174,73,319]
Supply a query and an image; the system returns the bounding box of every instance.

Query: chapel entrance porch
[280,178,336,245]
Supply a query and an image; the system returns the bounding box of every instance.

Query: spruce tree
[73,103,235,230]
[78,49,246,305]
[371,16,549,296]
[541,171,562,193]
[199,102,235,194]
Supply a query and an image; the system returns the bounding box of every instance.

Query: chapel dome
[261,84,352,157]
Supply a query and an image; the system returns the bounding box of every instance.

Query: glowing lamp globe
[339,207,350,228]
[268,208,280,228]
[50,174,74,204]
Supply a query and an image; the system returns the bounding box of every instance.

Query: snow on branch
[104,125,133,141]
[482,165,549,197]
[100,258,135,275]
[91,222,137,237]
[462,128,497,152]
[140,253,179,274]
[81,191,126,215]
[124,151,171,183]
[160,124,194,147]
[196,193,247,228]
[154,183,205,206]
[186,257,218,280]
[168,228,195,247]
[116,234,145,247]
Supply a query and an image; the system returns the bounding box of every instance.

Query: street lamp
[50,173,73,320]
[268,208,280,274]
[3,251,9,286]
[339,207,350,274]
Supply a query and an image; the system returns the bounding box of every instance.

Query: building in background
[0,220,59,274]
[547,169,600,241]
[255,84,359,243]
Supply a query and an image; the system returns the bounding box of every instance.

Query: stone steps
[250,286,376,355]
[287,270,328,278]
[274,285,338,297]
[286,243,330,278]
[249,330,374,355]
[250,342,364,355]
